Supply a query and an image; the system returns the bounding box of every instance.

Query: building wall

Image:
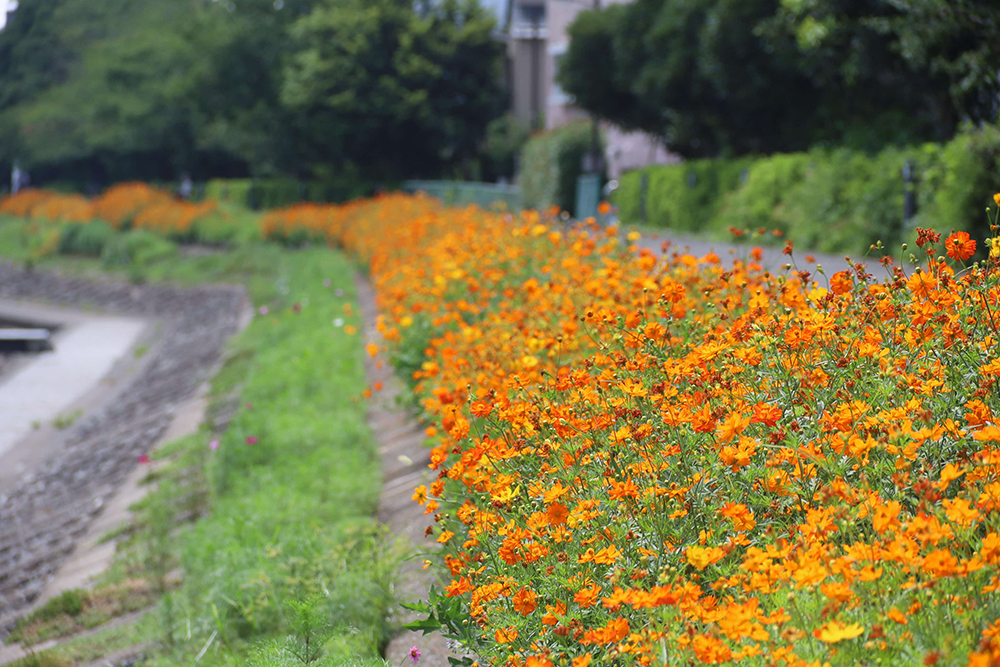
[509,38,547,128]
[508,1,549,129]
[603,125,680,180]
[506,0,676,179]
[544,1,588,131]
[0,0,18,30]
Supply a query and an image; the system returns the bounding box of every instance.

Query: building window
[515,4,545,26]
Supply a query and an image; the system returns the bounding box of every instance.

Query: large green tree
[0,0,268,183]
[281,0,506,182]
[0,0,506,189]
[559,0,825,157]
[557,0,999,158]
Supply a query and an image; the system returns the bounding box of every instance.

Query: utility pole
[589,0,601,176]
[576,0,603,219]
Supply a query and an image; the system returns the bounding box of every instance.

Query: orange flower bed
[0,184,219,240]
[6,186,1000,665]
[0,189,58,218]
[0,188,97,224]
[30,193,95,223]
[132,199,217,237]
[282,193,1000,666]
[91,182,174,228]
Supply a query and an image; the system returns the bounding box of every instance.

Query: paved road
[635,229,889,281]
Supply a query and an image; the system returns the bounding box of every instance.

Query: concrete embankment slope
[0,263,246,621]
[0,303,145,459]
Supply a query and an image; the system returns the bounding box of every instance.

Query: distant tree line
[0,0,506,194]
[558,0,1000,158]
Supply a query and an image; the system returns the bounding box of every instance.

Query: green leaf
[401,617,442,634]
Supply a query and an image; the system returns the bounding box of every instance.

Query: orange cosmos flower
[512,587,537,616]
[547,502,569,526]
[945,231,976,261]
[720,502,756,531]
[829,271,854,295]
[412,485,428,504]
[574,584,601,608]
[716,411,751,444]
[525,657,554,667]
[943,497,979,527]
[541,602,566,626]
[592,544,622,565]
[581,617,629,645]
[907,270,937,298]
[871,500,901,534]
[495,627,518,643]
[980,532,1000,563]
[691,634,733,664]
[887,607,908,625]
[686,545,725,571]
[446,577,472,597]
[470,400,493,417]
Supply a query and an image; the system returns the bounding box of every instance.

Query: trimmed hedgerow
[520,121,600,216]
[618,124,1000,257]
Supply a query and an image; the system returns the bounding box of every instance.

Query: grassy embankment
[0,211,400,667]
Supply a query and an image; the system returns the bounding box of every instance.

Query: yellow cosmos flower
[814,620,864,643]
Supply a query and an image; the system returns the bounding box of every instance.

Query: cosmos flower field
[6,186,1000,666]
[259,193,1000,667]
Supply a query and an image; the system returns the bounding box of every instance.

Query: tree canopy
[557,0,1000,158]
[0,0,506,191]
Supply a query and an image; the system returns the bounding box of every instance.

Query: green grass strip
[0,222,398,666]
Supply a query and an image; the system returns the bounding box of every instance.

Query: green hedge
[521,121,600,216]
[204,179,253,205]
[206,176,374,210]
[58,221,115,257]
[616,125,1000,256]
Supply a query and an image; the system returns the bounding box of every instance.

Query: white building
[0,1,19,31]
[505,0,676,179]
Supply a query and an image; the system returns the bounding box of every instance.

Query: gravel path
[0,263,247,624]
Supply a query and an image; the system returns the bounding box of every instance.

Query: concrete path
[636,229,888,278]
[0,301,146,458]
[355,276,464,667]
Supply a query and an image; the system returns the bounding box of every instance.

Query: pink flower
[258,306,269,316]
[209,440,219,451]
[246,436,258,445]
[138,454,150,464]
[409,646,421,665]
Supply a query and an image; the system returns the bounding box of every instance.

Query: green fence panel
[403,180,522,212]
[575,173,601,221]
